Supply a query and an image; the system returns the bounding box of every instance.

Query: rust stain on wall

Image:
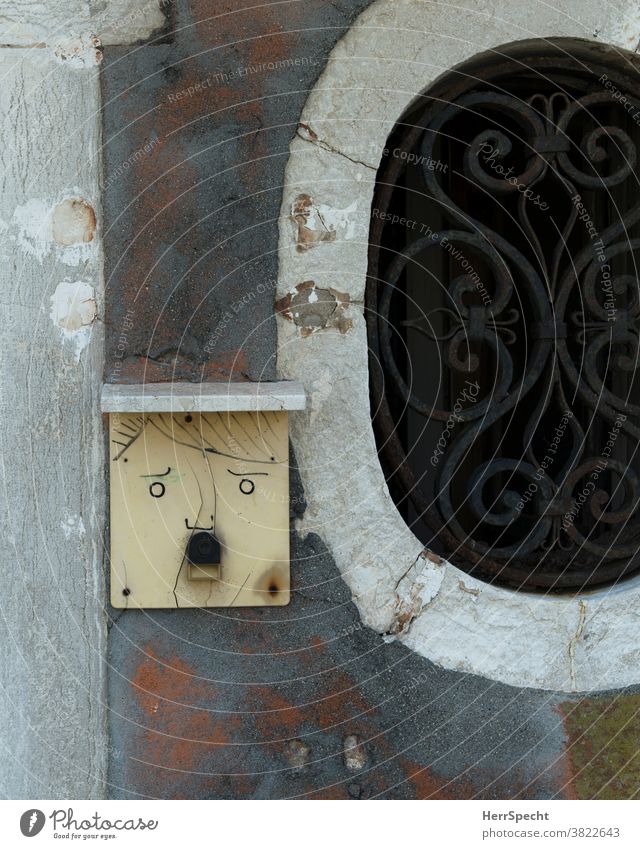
[111,351,250,384]
[129,646,245,796]
[102,2,282,382]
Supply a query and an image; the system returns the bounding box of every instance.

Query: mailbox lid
[101,381,306,413]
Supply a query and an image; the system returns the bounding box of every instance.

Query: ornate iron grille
[367,41,640,590]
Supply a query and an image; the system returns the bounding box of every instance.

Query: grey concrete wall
[0,47,106,798]
[0,1,168,800]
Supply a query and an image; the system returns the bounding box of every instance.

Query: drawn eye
[142,467,172,496]
[239,479,255,495]
[227,468,266,493]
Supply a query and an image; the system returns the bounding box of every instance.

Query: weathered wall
[0,0,168,46]
[0,46,106,798]
[0,1,167,800]
[101,0,640,800]
[101,0,378,383]
[3,0,640,801]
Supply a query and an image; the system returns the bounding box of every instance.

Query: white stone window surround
[276,0,640,693]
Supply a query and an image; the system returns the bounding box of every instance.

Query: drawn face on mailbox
[109,411,290,608]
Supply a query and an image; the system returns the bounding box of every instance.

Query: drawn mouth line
[185,517,214,530]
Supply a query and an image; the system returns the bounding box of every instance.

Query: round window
[368,40,640,590]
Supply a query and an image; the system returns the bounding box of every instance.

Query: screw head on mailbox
[101,382,306,608]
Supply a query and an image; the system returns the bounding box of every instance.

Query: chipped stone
[291,194,334,250]
[458,580,481,597]
[52,35,103,68]
[609,13,640,51]
[387,550,445,637]
[343,734,367,771]
[290,193,357,251]
[275,281,352,336]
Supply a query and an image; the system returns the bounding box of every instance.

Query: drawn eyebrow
[111,415,146,461]
[226,468,269,477]
[148,417,275,464]
[140,467,172,478]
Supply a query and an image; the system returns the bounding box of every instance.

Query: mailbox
[101,382,305,609]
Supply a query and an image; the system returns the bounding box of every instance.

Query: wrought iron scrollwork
[367,43,640,589]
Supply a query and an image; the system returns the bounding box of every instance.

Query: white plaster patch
[50,280,97,361]
[277,0,640,692]
[60,512,86,540]
[315,200,357,240]
[308,368,334,425]
[13,198,51,261]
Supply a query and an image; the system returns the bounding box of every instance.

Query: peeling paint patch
[275,280,352,336]
[290,193,357,250]
[51,35,103,68]
[13,194,97,265]
[52,198,96,246]
[50,280,97,360]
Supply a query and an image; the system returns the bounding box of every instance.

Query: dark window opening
[367,39,640,591]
